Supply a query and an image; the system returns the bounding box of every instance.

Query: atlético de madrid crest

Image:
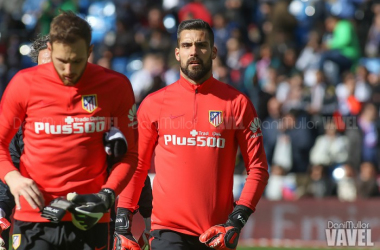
[82,94,98,113]
[12,234,21,249]
[209,110,223,127]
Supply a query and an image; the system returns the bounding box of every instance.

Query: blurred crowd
[0,0,380,201]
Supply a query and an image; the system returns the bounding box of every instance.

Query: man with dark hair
[0,11,138,250]
[113,19,269,250]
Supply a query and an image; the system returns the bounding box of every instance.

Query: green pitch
[238,248,376,250]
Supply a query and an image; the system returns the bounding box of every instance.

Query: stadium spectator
[113,19,269,250]
[309,120,349,168]
[130,53,166,105]
[297,165,336,199]
[354,65,372,103]
[357,161,380,198]
[0,11,138,250]
[365,13,380,58]
[262,97,281,165]
[295,31,322,87]
[336,164,357,201]
[275,111,314,173]
[358,103,379,166]
[318,15,361,85]
[336,72,362,116]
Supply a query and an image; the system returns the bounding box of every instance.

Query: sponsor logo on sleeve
[128,104,138,127]
[250,118,262,138]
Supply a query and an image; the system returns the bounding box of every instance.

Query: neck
[180,70,212,85]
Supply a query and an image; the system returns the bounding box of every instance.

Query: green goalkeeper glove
[67,188,115,230]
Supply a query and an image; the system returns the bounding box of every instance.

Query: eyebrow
[56,57,84,63]
[181,41,209,46]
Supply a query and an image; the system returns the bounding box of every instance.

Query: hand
[0,217,10,250]
[199,205,253,250]
[41,197,74,222]
[113,207,140,250]
[4,170,44,210]
[67,188,115,230]
[113,233,141,250]
[104,127,128,167]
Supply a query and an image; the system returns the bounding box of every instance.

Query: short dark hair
[29,34,50,63]
[177,19,214,48]
[50,11,92,49]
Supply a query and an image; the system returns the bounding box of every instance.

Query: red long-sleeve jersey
[118,76,269,236]
[0,62,138,222]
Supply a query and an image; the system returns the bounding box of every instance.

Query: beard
[180,56,212,82]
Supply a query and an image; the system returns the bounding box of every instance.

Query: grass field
[237,248,376,250]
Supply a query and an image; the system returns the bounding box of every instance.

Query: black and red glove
[113,208,140,250]
[199,205,253,250]
[0,217,10,250]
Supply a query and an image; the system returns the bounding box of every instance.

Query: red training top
[118,75,269,236]
[0,62,138,222]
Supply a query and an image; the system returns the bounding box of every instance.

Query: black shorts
[150,230,210,250]
[12,220,109,250]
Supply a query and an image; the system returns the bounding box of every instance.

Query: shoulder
[213,79,251,104]
[88,63,131,83]
[141,84,171,106]
[12,66,38,81]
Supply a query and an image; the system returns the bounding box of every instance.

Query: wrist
[4,170,21,185]
[99,188,115,210]
[226,205,253,229]
[115,207,134,235]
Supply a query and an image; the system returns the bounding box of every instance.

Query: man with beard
[0,11,138,250]
[112,19,269,250]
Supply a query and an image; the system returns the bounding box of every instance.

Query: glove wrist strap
[115,207,134,236]
[226,205,253,229]
[99,188,115,210]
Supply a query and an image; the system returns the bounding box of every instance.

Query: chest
[25,83,112,135]
[157,92,236,148]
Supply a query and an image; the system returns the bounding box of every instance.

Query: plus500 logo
[163,135,225,148]
[34,121,106,134]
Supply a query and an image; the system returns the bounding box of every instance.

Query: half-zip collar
[178,75,215,93]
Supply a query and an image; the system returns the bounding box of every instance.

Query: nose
[64,63,72,75]
[189,44,198,57]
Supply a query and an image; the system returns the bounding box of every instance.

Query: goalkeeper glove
[41,197,74,222]
[0,217,10,250]
[113,207,140,250]
[67,188,115,231]
[104,127,128,167]
[199,205,253,250]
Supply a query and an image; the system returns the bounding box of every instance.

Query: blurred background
[0,0,379,248]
